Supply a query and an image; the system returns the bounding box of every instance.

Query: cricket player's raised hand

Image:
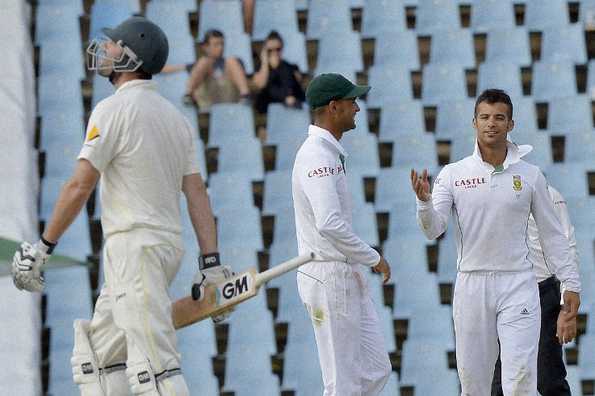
[373,256,391,284]
[411,169,431,202]
[12,239,55,292]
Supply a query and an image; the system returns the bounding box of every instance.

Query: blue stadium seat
[477,61,523,98]
[38,73,84,118]
[151,0,193,12]
[541,25,587,64]
[275,136,306,171]
[524,0,570,31]
[353,99,371,135]
[579,334,595,382]
[545,163,592,199]
[346,172,368,206]
[275,274,304,322]
[208,103,255,147]
[547,95,593,135]
[253,0,299,41]
[380,372,401,396]
[217,137,264,180]
[40,110,84,150]
[437,222,458,283]
[198,0,244,40]
[422,63,468,106]
[532,61,577,102]
[268,240,299,290]
[375,168,421,211]
[373,30,420,71]
[224,345,280,396]
[315,30,364,75]
[263,170,292,216]
[485,27,531,67]
[35,4,81,45]
[279,31,308,73]
[450,132,476,162]
[272,211,297,243]
[222,32,255,74]
[415,0,460,36]
[295,0,307,11]
[364,271,397,353]
[217,207,263,250]
[219,247,260,273]
[43,140,81,180]
[39,39,85,81]
[386,200,422,239]
[227,292,277,354]
[588,59,595,98]
[566,196,595,233]
[471,0,515,33]
[511,96,539,134]
[429,29,475,69]
[91,73,114,108]
[434,98,475,140]
[391,133,438,170]
[45,266,92,328]
[306,0,352,40]
[580,0,595,28]
[153,72,198,123]
[340,131,380,177]
[361,0,407,38]
[565,130,595,163]
[90,1,134,40]
[367,65,413,108]
[379,100,426,141]
[352,203,379,246]
[517,132,552,169]
[208,172,255,214]
[266,103,310,145]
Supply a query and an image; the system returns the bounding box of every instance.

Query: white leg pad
[126,361,160,395]
[72,319,105,396]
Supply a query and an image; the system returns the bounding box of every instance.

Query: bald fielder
[11,17,231,395]
[292,73,392,396]
[411,89,581,395]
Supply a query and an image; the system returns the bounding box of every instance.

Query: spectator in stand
[182,29,251,111]
[252,31,305,114]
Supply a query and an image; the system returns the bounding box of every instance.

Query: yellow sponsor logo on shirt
[86,125,100,142]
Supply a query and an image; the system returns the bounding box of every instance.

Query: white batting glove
[12,239,55,292]
[195,253,234,323]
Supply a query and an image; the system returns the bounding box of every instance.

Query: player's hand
[182,93,195,106]
[556,310,577,345]
[12,240,53,292]
[372,256,391,284]
[196,253,234,323]
[191,269,206,301]
[410,169,431,202]
[562,291,580,320]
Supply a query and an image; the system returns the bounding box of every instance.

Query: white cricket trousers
[297,262,392,396]
[453,271,541,396]
[86,228,189,395]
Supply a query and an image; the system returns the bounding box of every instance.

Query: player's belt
[155,368,182,381]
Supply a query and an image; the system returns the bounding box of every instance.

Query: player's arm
[411,166,453,240]
[297,154,389,282]
[182,173,217,254]
[531,172,581,317]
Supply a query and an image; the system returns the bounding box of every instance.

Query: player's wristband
[198,253,220,269]
[39,236,57,254]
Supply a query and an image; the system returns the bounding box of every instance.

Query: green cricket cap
[306,73,371,109]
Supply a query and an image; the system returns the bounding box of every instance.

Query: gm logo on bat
[217,272,255,303]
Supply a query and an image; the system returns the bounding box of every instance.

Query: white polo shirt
[416,141,581,293]
[78,79,201,237]
[292,125,380,267]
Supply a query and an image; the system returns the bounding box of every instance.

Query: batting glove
[12,238,55,292]
[194,253,234,323]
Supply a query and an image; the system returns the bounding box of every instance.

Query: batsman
[11,17,232,395]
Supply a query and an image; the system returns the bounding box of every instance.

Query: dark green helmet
[102,16,169,75]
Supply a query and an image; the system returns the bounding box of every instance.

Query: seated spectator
[252,31,305,113]
[182,29,251,110]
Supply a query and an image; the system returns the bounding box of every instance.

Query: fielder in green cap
[291,73,392,395]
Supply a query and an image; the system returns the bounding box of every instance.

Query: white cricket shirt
[416,141,581,293]
[292,125,380,267]
[78,79,201,237]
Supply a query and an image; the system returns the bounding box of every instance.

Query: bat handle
[255,252,315,286]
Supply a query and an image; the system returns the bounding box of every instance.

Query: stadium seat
[272,211,297,244]
[364,271,397,353]
[275,273,304,322]
[90,1,135,41]
[379,100,426,140]
[380,371,401,396]
[340,131,380,177]
[580,0,595,28]
[367,65,414,108]
[346,171,369,206]
[40,110,84,150]
[222,32,255,75]
[44,266,93,328]
[315,30,364,76]
[227,292,277,354]
[361,0,407,38]
[43,140,81,180]
[252,0,299,41]
[91,73,114,108]
[541,25,587,64]
[263,170,292,216]
[450,132,476,162]
[437,223,458,283]
[415,0,461,36]
[373,30,420,71]
[37,73,84,118]
[306,0,352,40]
[208,172,255,214]
[434,98,475,140]
[391,133,439,170]
[198,0,244,40]
[39,38,85,81]
[268,240,299,290]
[511,96,539,134]
[266,103,310,145]
[400,338,457,387]
[518,132,552,169]
[546,95,593,135]
[217,207,264,250]
[224,345,280,396]
[208,103,255,147]
[429,29,475,69]
[566,196,595,233]
[375,168,421,211]
[275,136,305,171]
[485,28,532,67]
[216,137,264,180]
[35,4,81,45]
[477,62,523,99]
[579,334,595,382]
[524,0,569,31]
[565,130,595,163]
[386,200,423,239]
[219,247,260,273]
[422,63,468,106]
[532,61,577,102]
[278,31,308,73]
[588,59,595,98]
[545,163,592,199]
[352,203,379,246]
[470,0,515,33]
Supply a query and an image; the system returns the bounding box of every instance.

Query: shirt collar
[472,139,521,172]
[308,124,348,157]
[115,79,157,94]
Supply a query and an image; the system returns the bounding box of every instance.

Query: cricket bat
[172,252,314,329]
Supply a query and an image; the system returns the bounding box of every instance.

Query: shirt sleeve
[416,166,454,240]
[531,172,581,293]
[297,152,380,267]
[77,101,123,173]
[183,119,201,176]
